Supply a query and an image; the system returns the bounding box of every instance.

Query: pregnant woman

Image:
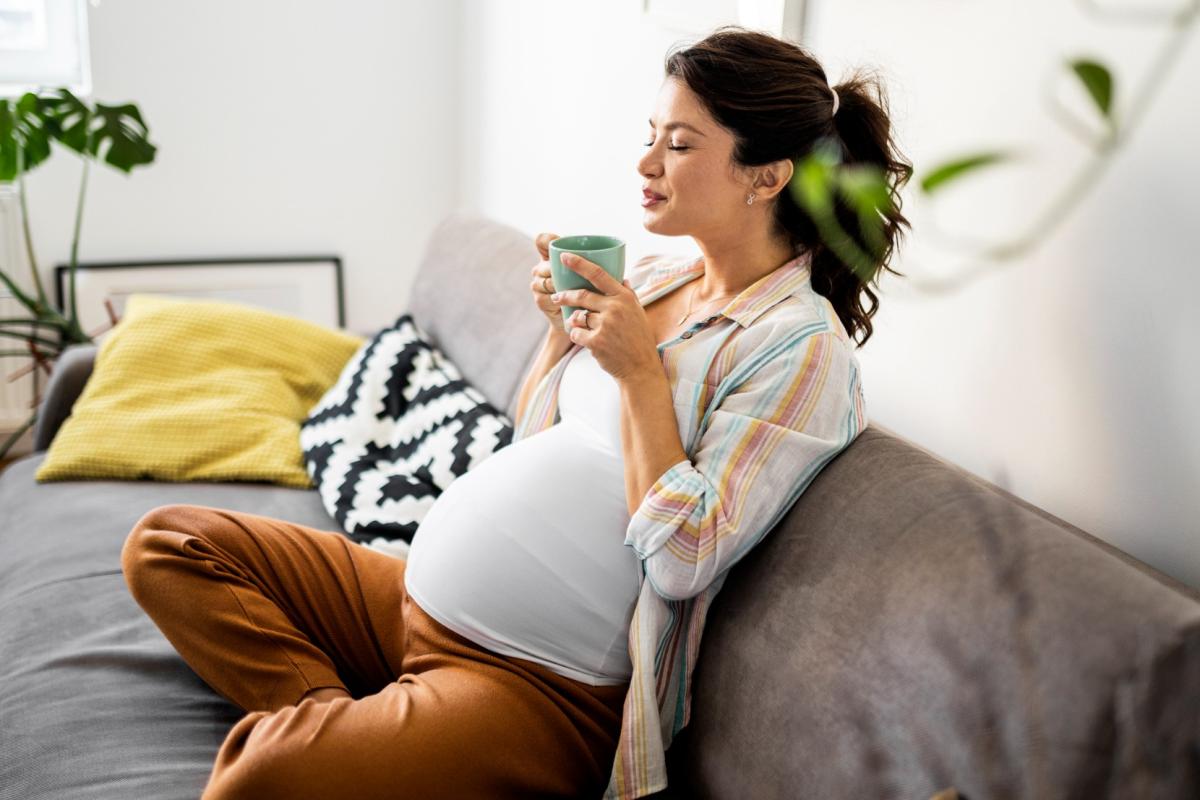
[121,25,910,800]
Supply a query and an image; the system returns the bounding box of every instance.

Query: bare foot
[300,687,351,705]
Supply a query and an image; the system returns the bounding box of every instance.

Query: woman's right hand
[531,232,571,337]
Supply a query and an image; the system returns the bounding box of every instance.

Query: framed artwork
[642,0,808,42]
[53,255,347,344]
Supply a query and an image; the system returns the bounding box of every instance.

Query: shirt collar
[637,249,813,329]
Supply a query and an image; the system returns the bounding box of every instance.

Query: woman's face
[638,77,752,239]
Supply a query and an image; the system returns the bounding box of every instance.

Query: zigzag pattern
[300,313,513,546]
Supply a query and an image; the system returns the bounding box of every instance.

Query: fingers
[549,289,596,310]
[534,232,560,260]
[560,253,622,295]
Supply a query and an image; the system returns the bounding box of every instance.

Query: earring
[746,193,756,205]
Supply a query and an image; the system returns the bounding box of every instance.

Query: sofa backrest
[406,210,549,422]
[664,419,1200,797]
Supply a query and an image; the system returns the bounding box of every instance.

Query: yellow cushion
[35,294,365,488]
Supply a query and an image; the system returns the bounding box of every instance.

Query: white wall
[458,1,700,262]
[459,1,1200,588]
[809,0,1200,588]
[12,0,462,336]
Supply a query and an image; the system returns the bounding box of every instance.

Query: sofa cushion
[300,313,514,551]
[34,294,364,489]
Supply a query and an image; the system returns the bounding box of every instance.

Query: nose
[638,146,660,181]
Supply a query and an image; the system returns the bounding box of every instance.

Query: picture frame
[53,255,347,345]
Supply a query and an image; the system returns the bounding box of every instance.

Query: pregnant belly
[403,420,641,683]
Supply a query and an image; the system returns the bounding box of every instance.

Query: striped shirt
[511,248,869,800]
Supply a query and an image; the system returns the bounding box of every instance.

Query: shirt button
[681,331,693,339]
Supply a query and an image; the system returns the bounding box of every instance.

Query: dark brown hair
[664,26,912,348]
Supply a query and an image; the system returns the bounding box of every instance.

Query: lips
[643,188,666,200]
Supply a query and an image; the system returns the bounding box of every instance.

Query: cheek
[675,162,724,198]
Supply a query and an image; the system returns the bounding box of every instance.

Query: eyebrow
[648,118,707,137]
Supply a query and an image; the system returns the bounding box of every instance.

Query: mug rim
[549,235,625,253]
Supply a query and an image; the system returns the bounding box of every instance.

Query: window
[0,0,91,98]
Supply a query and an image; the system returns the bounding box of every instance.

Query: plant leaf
[836,164,893,258]
[793,156,834,214]
[0,317,68,331]
[0,264,41,313]
[920,152,1011,194]
[2,89,157,179]
[838,164,893,215]
[40,88,156,172]
[0,94,54,181]
[1071,58,1114,119]
[787,140,883,283]
[0,411,38,460]
[790,137,842,215]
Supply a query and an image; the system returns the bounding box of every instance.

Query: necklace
[676,280,741,325]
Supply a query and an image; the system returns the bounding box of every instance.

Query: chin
[642,214,684,237]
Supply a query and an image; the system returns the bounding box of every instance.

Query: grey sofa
[2,210,1198,800]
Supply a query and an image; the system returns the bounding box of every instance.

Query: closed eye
[643,142,689,151]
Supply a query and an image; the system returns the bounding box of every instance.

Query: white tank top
[403,346,640,686]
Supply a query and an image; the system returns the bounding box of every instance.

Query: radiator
[0,291,36,433]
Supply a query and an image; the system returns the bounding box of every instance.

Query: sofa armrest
[33,344,98,452]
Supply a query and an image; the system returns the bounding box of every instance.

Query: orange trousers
[120,503,629,800]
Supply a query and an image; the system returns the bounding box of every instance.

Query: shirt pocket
[671,377,707,410]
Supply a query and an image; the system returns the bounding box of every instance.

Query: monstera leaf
[0,94,54,180]
[36,88,156,171]
[0,88,155,181]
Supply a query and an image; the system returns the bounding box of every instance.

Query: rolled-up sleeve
[623,330,865,601]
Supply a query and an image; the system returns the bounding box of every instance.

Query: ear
[754,157,795,201]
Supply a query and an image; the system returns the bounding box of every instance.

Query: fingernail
[561,253,573,264]
[552,292,562,300]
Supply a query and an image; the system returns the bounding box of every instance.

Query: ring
[542,276,552,293]
[580,309,590,329]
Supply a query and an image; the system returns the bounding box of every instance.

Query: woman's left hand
[552,252,660,383]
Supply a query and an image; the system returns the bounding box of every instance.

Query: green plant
[902,0,1197,293]
[785,0,1197,295]
[788,135,904,286]
[0,87,157,458]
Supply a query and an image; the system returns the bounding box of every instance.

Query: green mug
[548,235,626,322]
